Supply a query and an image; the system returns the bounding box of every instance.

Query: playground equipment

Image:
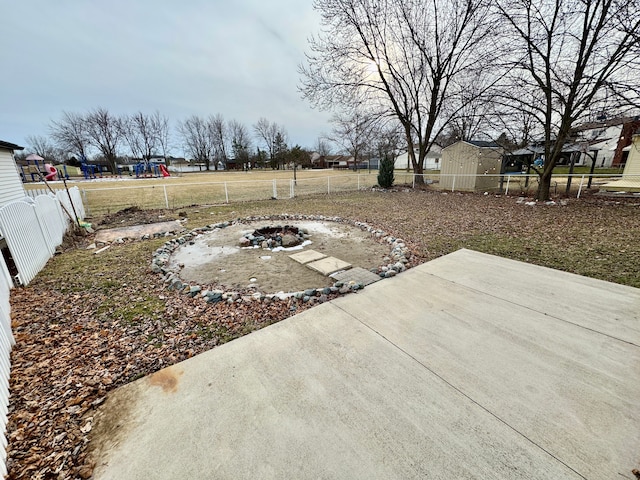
[80,162,123,179]
[134,161,170,178]
[20,155,61,182]
[44,164,58,181]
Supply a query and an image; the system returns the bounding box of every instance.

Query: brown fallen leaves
[7,270,315,479]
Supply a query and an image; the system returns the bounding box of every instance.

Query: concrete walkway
[91,249,640,480]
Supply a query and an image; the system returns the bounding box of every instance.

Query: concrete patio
[90,249,640,480]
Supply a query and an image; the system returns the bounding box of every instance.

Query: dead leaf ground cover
[6,189,640,479]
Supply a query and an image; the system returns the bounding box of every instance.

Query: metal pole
[577,174,585,199]
[328,177,330,194]
[505,175,511,196]
[63,178,81,227]
[412,174,415,189]
[273,179,277,199]
[358,175,360,190]
[163,185,169,208]
[225,182,229,203]
[452,175,455,192]
[290,179,294,198]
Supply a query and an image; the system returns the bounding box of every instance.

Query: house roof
[0,140,24,151]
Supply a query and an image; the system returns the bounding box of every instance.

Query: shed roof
[465,140,500,148]
[0,140,24,151]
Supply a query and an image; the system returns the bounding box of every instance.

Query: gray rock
[280,234,298,247]
[239,237,251,247]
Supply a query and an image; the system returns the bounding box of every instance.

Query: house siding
[0,148,25,208]
[622,136,640,176]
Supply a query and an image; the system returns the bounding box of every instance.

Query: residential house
[600,132,640,193]
[394,145,442,171]
[440,140,504,192]
[573,116,640,168]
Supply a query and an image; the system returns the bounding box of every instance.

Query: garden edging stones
[151,215,411,307]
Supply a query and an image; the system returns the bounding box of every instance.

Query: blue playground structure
[80,162,122,179]
[134,161,170,178]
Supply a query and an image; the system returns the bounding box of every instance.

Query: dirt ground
[169,221,390,292]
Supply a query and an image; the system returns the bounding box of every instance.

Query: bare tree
[209,114,229,170]
[49,111,91,161]
[329,108,377,169]
[85,107,123,173]
[152,111,171,161]
[315,137,332,157]
[253,118,288,169]
[229,119,252,170]
[122,111,170,166]
[178,115,214,170]
[300,0,496,183]
[25,134,62,163]
[496,0,640,200]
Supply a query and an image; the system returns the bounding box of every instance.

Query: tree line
[22,109,319,173]
[300,0,640,200]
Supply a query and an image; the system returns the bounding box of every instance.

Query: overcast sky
[0,0,333,155]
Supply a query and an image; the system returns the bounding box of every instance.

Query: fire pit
[239,225,308,249]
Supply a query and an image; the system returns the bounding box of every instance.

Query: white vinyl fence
[0,186,84,475]
[0,259,14,477]
[3,187,85,286]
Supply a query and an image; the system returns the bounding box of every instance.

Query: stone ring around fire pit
[151,214,412,308]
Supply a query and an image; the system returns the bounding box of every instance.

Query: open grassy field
[7,189,640,479]
[23,167,635,217]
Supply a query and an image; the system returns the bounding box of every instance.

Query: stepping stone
[289,249,327,264]
[306,257,352,276]
[331,267,382,286]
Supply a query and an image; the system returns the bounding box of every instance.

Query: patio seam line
[332,303,589,480]
[413,269,640,348]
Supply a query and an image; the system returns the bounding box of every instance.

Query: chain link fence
[24,171,639,216]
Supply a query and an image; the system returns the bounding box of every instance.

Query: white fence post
[505,175,511,195]
[452,175,456,192]
[163,185,169,208]
[577,175,586,199]
[224,182,229,203]
[327,177,331,194]
[290,179,294,198]
[272,179,277,199]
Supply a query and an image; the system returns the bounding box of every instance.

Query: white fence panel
[56,186,85,221]
[0,256,13,477]
[33,196,66,251]
[0,201,52,286]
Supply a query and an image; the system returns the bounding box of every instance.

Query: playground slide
[159,164,170,177]
[44,164,58,181]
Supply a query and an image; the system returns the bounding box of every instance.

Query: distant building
[0,140,25,208]
[440,140,504,192]
[573,116,640,168]
[394,145,442,171]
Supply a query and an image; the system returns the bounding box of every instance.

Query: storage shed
[0,140,25,208]
[440,140,504,192]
